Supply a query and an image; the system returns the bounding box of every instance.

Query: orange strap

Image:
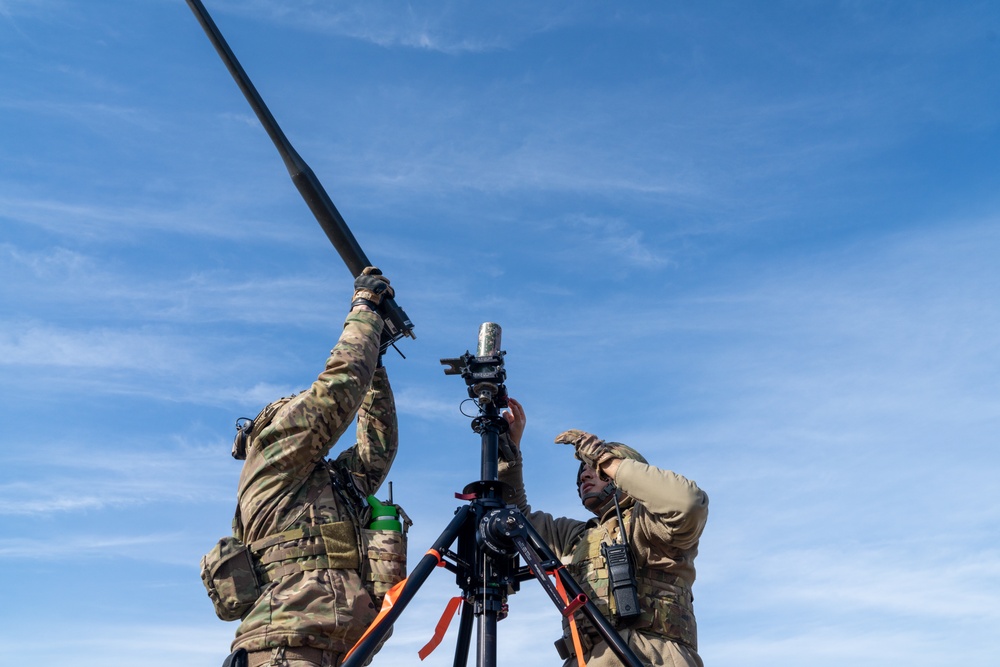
[346,549,447,662]
[553,568,587,667]
[418,596,464,660]
[344,578,407,661]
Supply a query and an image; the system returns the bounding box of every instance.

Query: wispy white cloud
[0,196,311,243]
[544,214,672,268]
[211,381,302,410]
[0,533,183,558]
[0,241,443,332]
[760,546,1000,619]
[316,87,714,203]
[0,98,157,131]
[706,627,951,667]
[0,322,199,371]
[393,385,466,420]
[0,442,234,517]
[694,535,1000,665]
[0,621,235,667]
[0,0,62,23]
[222,0,580,55]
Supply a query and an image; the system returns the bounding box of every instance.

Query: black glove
[352,266,394,310]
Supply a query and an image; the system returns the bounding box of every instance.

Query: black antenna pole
[184,0,415,350]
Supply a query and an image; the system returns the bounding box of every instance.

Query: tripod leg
[516,519,646,667]
[477,607,498,667]
[452,600,474,667]
[343,505,473,667]
[469,528,514,667]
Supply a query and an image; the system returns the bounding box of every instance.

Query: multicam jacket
[231,311,397,654]
[499,454,709,667]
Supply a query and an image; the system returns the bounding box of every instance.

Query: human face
[578,464,610,510]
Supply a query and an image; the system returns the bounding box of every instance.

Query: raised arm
[253,310,383,474]
[498,397,588,559]
[246,269,394,478]
[334,366,398,496]
[557,429,709,551]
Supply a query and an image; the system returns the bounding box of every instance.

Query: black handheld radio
[601,494,641,620]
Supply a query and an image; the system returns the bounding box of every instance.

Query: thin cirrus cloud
[0,323,201,371]
[228,0,579,54]
[0,443,234,519]
[0,533,185,558]
[759,546,1000,619]
[0,195,313,243]
[0,243,351,328]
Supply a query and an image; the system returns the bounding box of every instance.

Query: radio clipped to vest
[602,494,641,621]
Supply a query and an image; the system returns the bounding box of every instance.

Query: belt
[246,646,343,667]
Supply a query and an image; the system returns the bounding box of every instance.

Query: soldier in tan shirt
[499,398,708,667]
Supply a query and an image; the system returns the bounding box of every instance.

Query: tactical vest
[565,508,698,651]
[203,458,406,622]
[249,519,360,583]
[245,463,407,600]
[230,459,364,575]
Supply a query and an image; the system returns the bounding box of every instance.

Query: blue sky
[2,1,999,665]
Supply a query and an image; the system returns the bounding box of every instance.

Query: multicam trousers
[246,646,343,667]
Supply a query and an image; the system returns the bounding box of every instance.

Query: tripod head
[441,321,509,410]
[441,323,516,480]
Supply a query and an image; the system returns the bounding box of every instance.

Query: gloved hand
[352,266,394,310]
[554,429,617,473]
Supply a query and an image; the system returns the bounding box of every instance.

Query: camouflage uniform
[499,450,708,667]
[231,310,396,662]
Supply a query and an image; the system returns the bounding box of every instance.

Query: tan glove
[554,429,618,472]
[352,266,394,308]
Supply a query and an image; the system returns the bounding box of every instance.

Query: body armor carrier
[201,459,406,622]
[565,507,698,651]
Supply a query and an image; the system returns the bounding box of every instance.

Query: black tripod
[343,324,643,667]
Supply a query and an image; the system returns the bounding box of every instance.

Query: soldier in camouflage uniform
[499,398,708,667]
[230,268,399,667]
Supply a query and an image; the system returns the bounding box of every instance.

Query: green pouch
[199,536,262,621]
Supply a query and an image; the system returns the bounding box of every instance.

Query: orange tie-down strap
[346,549,450,663]
[417,548,462,660]
[344,578,407,662]
[417,595,464,660]
[419,565,586,664]
[552,566,587,667]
